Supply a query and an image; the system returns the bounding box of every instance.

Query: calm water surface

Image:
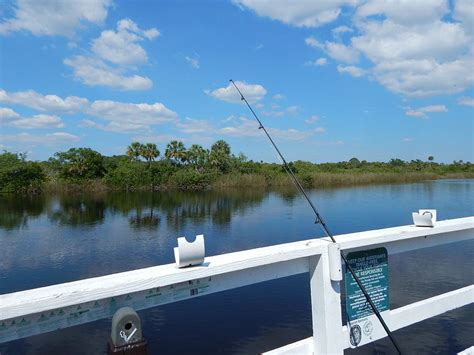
[0,180,473,354]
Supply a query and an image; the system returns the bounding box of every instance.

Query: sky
[0,0,473,163]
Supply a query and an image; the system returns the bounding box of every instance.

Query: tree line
[0,139,472,193]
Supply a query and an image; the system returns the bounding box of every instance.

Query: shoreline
[33,172,474,194]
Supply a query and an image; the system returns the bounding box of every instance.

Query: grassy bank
[211,171,474,189]
[38,171,474,193]
[2,143,473,193]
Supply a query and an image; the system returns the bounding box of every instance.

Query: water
[0,180,473,354]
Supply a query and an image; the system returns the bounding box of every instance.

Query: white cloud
[403,137,414,142]
[305,36,324,49]
[313,57,328,66]
[337,65,365,77]
[458,96,474,107]
[9,114,64,129]
[325,42,359,63]
[92,18,159,66]
[263,105,299,118]
[90,100,178,126]
[356,0,448,26]
[0,0,112,37]
[232,0,358,28]
[305,115,320,124]
[185,56,200,69]
[405,110,426,118]
[313,127,326,133]
[0,107,64,129]
[0,132,79,145]
[206,81,267,104]
[64,56,153,90]
[64,18,157,90]
[0,107,20,119]
[79,119,149,133]
[0,89,89,112]
[306,36,359,63]
[405,105,448,118]
[272,94,284,100]
[286,106,299,115]
[332,25,353,35]
[176,117,214,133]
[219,116,319,141]
[454,0,474,35]
[0,88,178,131]
[348,2,474,97]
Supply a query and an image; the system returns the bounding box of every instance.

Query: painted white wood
[263,337,312,354]
[0,258,309,343]
[341,285,474,349]
[458,346,474,355]
[328,243,342,281]
[333,216,474,254]
[0,239,327,322]
[389,285,473,330]
[267,286,473,354]
[0,216,472,345]
[309,247,344,354]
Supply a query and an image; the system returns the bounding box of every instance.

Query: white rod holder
[174,234,205,268]
[328,243,342,282]
[412,209,437,227]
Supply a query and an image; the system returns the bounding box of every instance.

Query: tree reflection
[128,205,160,230]
[47,194,106,227]
[0,194,46,230]
[0,189,268,231]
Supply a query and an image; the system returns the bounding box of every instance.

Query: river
[1,179,473,354]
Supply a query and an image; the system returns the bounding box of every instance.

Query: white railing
[1,216,473,354]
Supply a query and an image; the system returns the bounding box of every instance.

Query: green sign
[345,247,389,322]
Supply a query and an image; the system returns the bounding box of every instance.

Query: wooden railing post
[309,247,344,354]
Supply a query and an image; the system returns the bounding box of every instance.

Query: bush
[0,152,45,192]
[171,169,210,190]
[104,161,150,190]
[50,148,105,181]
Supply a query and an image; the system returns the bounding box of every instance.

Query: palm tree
[188,144,208,171]
[127,142,142,161]
[165,140,187,164]
[210,140,231,172]
[140,143,160,166]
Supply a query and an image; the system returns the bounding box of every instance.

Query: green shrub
[171,169,210,190]
[0,152,45,192]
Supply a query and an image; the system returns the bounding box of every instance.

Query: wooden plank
[0,258,309,343]
[263,337,312,354]
[389,284,474,330]
[265,285,474,354]
[341,285,474,349]
[309,252,344,354]
[0,239,326,322]
[335,217,474,254]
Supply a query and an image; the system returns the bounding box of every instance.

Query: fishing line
[229,79,402,355]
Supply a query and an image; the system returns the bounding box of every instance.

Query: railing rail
[1,216,473,353]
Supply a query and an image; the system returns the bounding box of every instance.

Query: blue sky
[0,0,473,163]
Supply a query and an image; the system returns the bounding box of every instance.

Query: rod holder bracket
[328,243,342,281]
[108,307,147,354]
[174,234,205,268]
[412,209,437,227]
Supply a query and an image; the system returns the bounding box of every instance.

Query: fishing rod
[229,79,402,355]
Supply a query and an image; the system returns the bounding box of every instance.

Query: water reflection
[0,188,269,232]
[0,194,45,230]
[47,194,107,227]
